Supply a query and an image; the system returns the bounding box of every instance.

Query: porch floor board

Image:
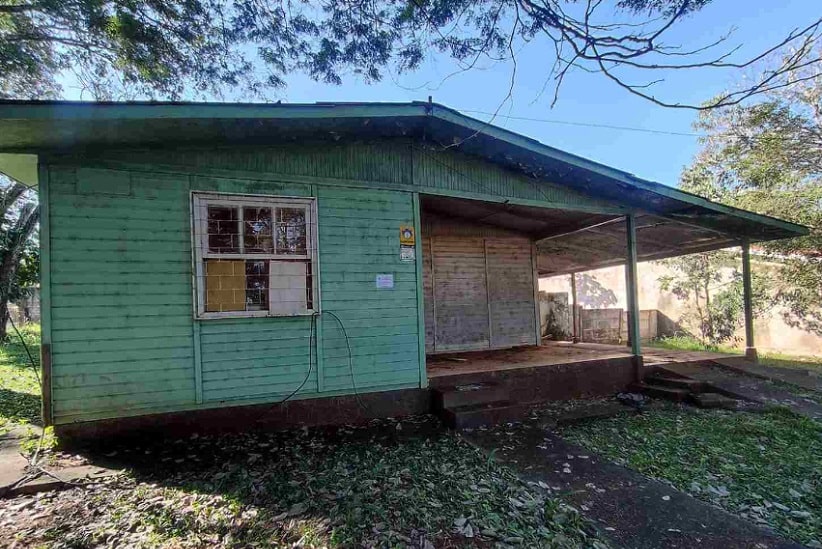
[427,341,738,379]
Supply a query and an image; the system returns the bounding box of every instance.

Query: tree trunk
[0,300,8,341]
[694,288,706,345]
[704,281,713,344]
[0,196,39,341]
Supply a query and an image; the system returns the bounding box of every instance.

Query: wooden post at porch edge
[570,273,579,343]
[741,240,758,363]
[624,215,643,381]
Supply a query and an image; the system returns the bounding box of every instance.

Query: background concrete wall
[540,261,822,356]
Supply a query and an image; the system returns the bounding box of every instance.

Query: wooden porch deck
[427,341,738,379]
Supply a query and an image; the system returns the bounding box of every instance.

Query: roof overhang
[0,100,807,259]
[420,194,745,275]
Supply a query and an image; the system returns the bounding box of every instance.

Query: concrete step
[688,392,739,410]
[439,400,529,430]
[629,382,690,402]
[432,382,509,410]
[644,374,707,393]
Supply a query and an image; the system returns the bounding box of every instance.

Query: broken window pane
[243,207,273,253]
[276,207,307,255]
[245,260,269,311]
[305,261,313,310]
[207,206,239,253]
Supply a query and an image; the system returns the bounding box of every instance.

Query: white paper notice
[376,274,394,289]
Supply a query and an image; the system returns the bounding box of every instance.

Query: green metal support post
[625,215,643,381]
[570,273,579,343]
[741,240,758,363]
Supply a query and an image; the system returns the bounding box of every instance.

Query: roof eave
[0,99,809,240]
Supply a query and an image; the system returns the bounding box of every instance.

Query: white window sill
[195,310,316,320]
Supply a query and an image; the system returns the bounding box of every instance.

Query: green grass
[563,406,822,546]
[0,323,42,435]
[756,353,822,373]
[649,335,822,373]
[648,334,738,354]
[2,421,603,548]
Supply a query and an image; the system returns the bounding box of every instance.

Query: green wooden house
[0,100,807,437]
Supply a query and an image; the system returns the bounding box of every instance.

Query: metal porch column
[741,240,758,362]
[570,273,580,343]
[625,215,643,380]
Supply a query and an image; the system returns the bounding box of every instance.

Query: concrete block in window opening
[270,262,307,314]
[205,259,246,312]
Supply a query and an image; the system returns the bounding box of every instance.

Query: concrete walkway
[0,426,32,495]
[661,362,822,421]
[467,422,803,549]
[712,358,822,393]
[0,425,118,498]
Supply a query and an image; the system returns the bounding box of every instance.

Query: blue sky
[63,0,820,187]
[281,0,819,187]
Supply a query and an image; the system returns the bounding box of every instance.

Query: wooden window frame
[191,191,319,319]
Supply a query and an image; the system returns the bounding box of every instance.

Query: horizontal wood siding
[47,157,422,424]
[191,176,319,403]
[317,187,420,391]
[48,166,197,422]
[45,139,596,424]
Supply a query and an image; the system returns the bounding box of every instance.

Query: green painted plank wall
[67,140,612,211]
[315,186,420,393]
[410,146,614,209]
[45,140,609,425]
[89,142,412,186]
[46,157,422,424]
[47,167,197,422]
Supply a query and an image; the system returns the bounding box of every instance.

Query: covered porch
[419,191,789,385]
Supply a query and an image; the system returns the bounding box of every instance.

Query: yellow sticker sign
[399,225,415,245]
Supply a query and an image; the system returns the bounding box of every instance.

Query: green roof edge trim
[427,103,809,238]
[0,99,808,238]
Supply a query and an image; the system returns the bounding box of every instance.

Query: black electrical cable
[279,311,318,404]
[4,311,50,488]
[8,313,40,386]
[324,310,370,414]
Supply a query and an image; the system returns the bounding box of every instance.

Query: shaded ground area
[2,329,820,548]
[662,362,822,420]
[467,398,822,549]
[712,357,822,393]
[1,416,602,548]
[563,406,822,547]
[648,336,822,376]
[757,355,822,375]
